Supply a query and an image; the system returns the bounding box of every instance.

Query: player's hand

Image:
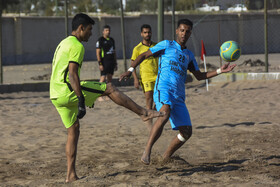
[77,95,86,119]
[134,79,139,89]
[221,62,237,73]
[114,63,118,71]
[119,71,132,81]
[99,65,104,71]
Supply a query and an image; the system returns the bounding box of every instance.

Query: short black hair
[72,13,95,31]
[103,25,110,30]
[141,24,152,32]
[177,19,193,29]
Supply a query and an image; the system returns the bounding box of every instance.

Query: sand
[0,80,279,186]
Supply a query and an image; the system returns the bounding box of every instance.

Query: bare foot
[141,151,150,165]
[141,109,165,122]
[161,156,171,165]
[65,175,79,183]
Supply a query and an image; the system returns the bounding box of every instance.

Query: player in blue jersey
[120,19,236,165]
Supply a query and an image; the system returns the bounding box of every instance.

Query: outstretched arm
[119,50,153,81]
[191,62,236,81]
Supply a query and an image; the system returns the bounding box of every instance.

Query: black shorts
[101,61,115,76]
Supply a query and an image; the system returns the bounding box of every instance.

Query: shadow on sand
[156,158,248,176]
[196,121,272,129]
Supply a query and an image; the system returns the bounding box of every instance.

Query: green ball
[220,41,241,62]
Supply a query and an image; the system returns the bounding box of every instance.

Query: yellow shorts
[140,81,155,93]
[51,81,106,128]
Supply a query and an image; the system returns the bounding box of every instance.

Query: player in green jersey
[50,13,164,183]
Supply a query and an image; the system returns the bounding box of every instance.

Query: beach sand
[0,80,279,186]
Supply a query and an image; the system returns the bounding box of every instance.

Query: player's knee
[158,109,170,121]
[105,82,117,94]
[154,111,169,125]
[178,126,192,142]
[163,112,170,121]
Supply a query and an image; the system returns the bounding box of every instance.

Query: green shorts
[51,81,106,128]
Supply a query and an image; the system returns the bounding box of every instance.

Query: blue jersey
[150,40,199,101]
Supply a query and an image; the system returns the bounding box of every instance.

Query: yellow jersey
[131,42,158,83]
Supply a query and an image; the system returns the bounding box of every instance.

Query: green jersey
[50,36,85,99]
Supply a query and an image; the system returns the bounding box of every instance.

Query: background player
[96,25,117,83]
[120,19,236,165]
[131,24,158,131]
[50,13,164,182]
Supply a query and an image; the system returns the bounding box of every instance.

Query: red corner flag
[201,40,206,61]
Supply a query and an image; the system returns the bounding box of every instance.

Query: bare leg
[104,74,113,101]
[141,105,170,165]
[106,74,113,83]
[101,74,113,101]
[103,83,164,121]
[65,121,80,183]
[162,126,192,162]
[98,76,107,101]
[144,90,154,132]
[99,75,106,83]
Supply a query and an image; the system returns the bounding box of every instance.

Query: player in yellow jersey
[131,24,158,131]
[50,14,164,183]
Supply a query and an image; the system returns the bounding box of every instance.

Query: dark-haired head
[72,13,95,31]
[177,19,193,30]
[141,24,152,32]
[103,25,111,30]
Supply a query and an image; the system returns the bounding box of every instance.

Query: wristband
[216,68,222,75]
[128,67,134,72]
[98,61,103,65]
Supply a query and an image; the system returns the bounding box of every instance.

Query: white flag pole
[203,54,209,91]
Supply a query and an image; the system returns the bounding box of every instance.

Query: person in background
[131,24,158,131]
[96,25,117,83]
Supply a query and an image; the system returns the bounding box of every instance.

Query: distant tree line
[2,0,280,16]
[2,0,98,16]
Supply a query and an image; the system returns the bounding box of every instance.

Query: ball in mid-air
[220,41,241,62]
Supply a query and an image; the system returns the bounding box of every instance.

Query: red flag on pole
[201,40,209,91]
[201,40,206,60]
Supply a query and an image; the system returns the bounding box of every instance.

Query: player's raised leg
[65,121,80,183]
[162,126,192,163]
[103,83,165,121]
[141,104,170,164]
